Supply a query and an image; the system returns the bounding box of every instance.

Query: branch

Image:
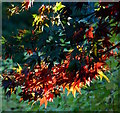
[71,11,96,20]
[101,42,120,55]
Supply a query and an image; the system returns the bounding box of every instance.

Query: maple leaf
[66,85,76,98]
[13,63,22,74]
[39,96,47,108]
[86,27,94,39]
[53,2,65,13]
[19,98,23,102]
[47,93,54,102]
[75,85,81,94]
[77,45,83,52]
[97,70,110,83]
[94,62,104,69]
[65,83,81,98]
[24,0,34,10]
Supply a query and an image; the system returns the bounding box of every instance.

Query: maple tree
[1,1,120,109]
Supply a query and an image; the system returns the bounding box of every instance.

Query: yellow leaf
[66,85,76,98]
[21,45,24,49]
[31,93,35,97]
[17,63,22,74]
[69,49,74,53]
[72,88,76,98]
[31,100,37,108]
[77,45,82,52]
[75,86,81,94]
[13,68,17,70]
[82,85,88,89]
[45,23,49,27]
[95,7,100,11]
[79,47,82,52]
[13,63,22,74]
[94,43,97,56]
[53,2,65,13]
[97,70,110,82]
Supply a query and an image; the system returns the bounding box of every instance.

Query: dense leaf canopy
[1,1,120,111]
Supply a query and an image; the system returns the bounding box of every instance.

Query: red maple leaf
[86,27,94,39]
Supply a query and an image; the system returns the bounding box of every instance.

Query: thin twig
[102,43,120,55]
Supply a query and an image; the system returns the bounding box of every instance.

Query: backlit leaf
[97,70,110,83]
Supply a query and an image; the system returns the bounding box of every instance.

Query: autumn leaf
[13,63,22,74]
[39,96,47,108]
[53,2,65,13]
[26,49,33,55]
[97,70,110,82]
[86,27,94,39]
[77,45,82,52]
[75,85,81,94]
[66,85,76,97]
[47,93,54,102]
[2,2,119,109]
[66,83,81,98]
[23,0,34,10]
[94,43,97,56]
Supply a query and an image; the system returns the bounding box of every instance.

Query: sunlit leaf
[97,70,110,83]
[53,2,65,13]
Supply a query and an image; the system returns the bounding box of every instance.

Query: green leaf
[2,36,7,44]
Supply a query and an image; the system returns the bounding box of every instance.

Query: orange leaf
[86,27,94,39]
[39,96,47,108]
[19,98,23,102]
